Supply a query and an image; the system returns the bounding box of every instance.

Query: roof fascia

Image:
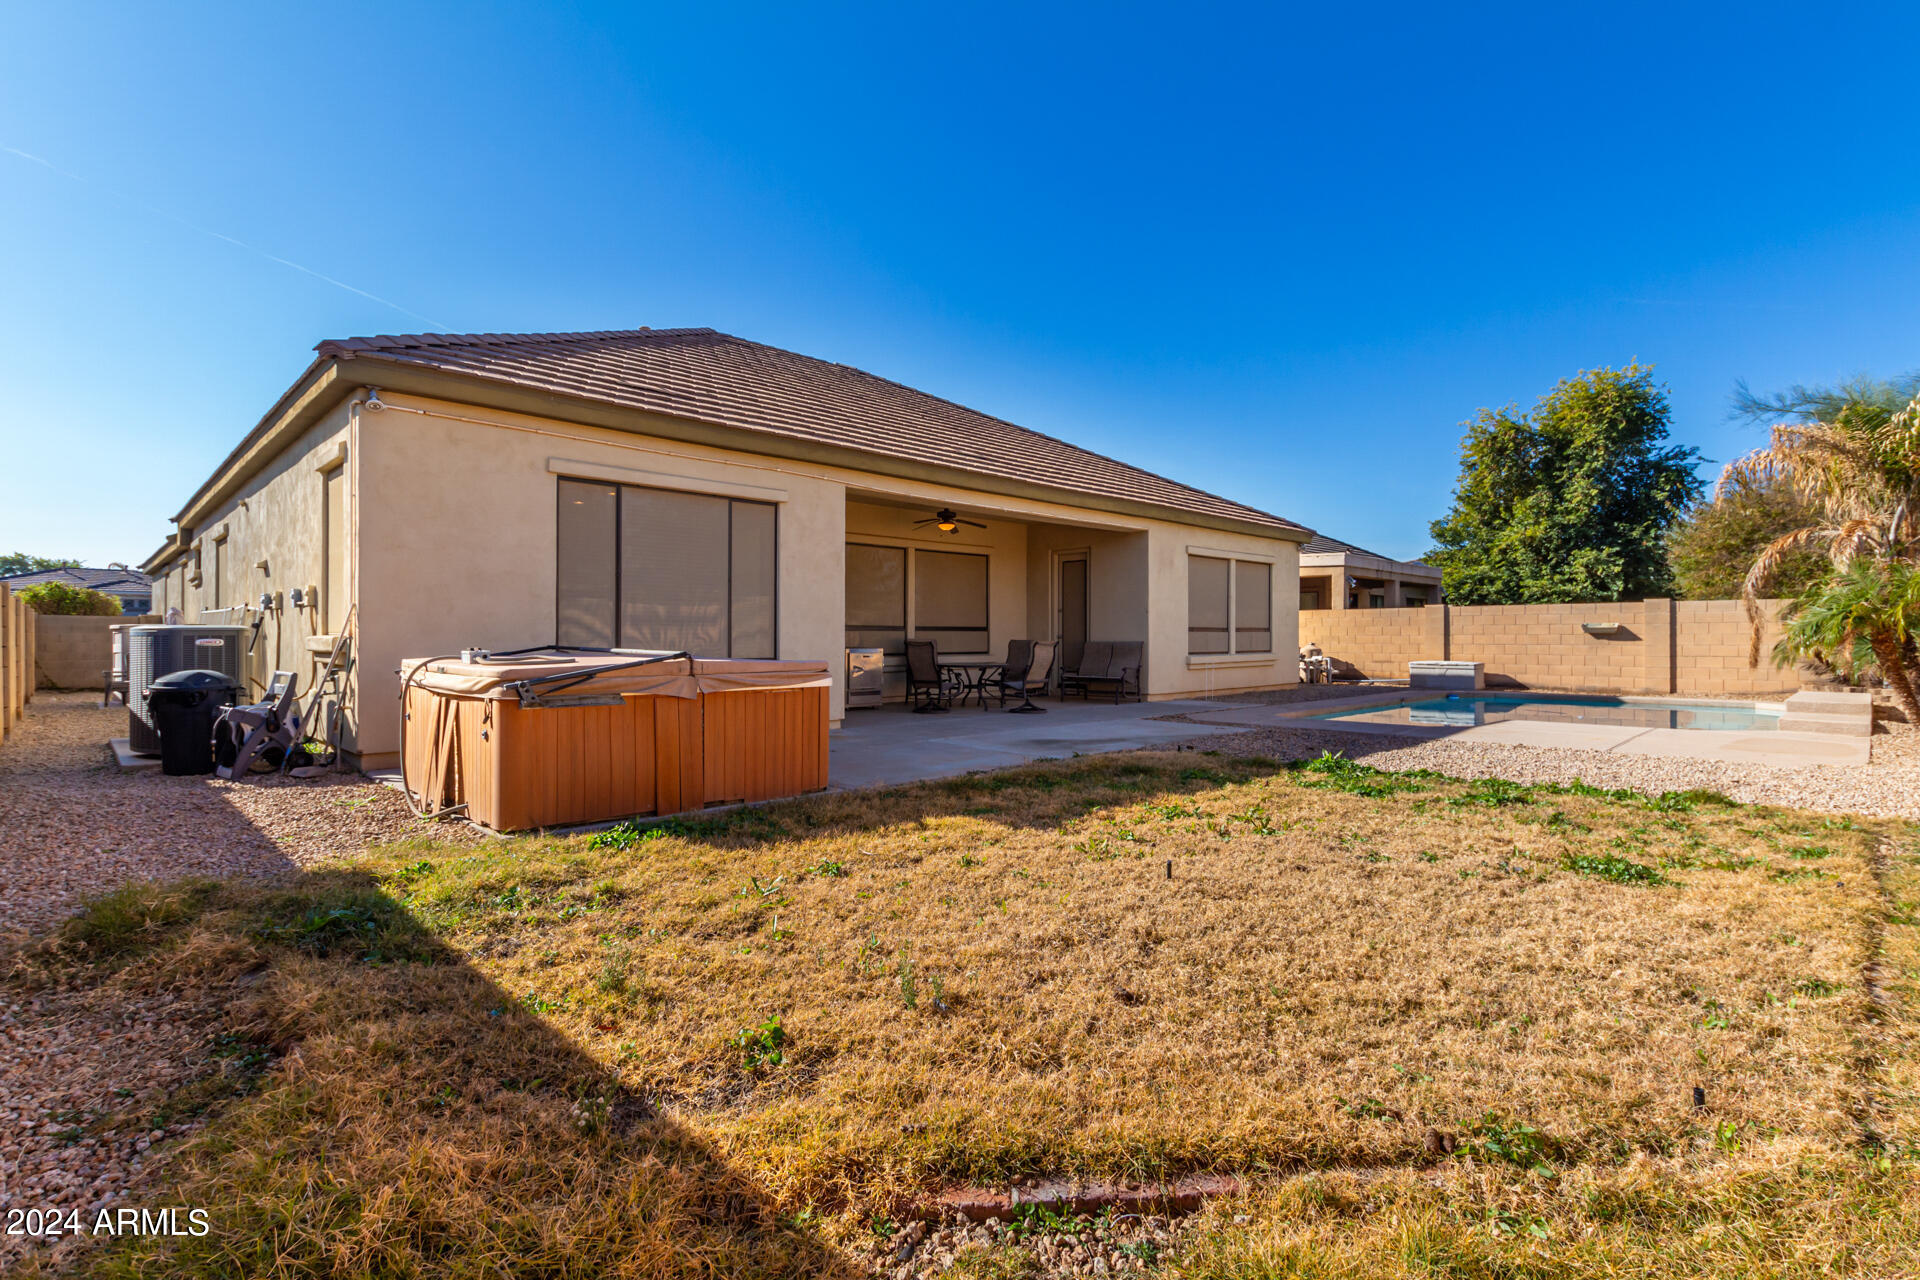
[171,360,354,529]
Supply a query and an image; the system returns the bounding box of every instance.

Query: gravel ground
[0,692,462,941]
[858,1209,1192,1276]
[1174,717,1920,820]
[1,692,468,1271]
[0,985,239,1272]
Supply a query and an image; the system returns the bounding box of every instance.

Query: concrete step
[1784,690,1876,715]
[1777,711,1874,737]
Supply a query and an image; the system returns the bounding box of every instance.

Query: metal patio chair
[993,639,1057,713]
[905,639,951,712]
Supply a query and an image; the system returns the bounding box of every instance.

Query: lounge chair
[993,640,1057,713]
[905,639,950,712]
[1062,640,1142,702]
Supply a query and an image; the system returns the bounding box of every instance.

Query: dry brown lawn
[13,749,1920,1277]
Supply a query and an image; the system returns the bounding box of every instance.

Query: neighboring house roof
[317,328,1308,537]
[1299,533,1442,580]
[0,566,152,596]
[1300,533,1391,559]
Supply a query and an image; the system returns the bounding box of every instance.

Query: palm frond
[1830,519,1888,568]
[1743,526,1837,665]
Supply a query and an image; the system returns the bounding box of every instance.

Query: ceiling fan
[913,507,985,534]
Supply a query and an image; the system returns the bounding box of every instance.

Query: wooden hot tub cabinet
[402,651,831,832]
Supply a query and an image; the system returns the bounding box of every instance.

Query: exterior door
[1057,554,1088,672]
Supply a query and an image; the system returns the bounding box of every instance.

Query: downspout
[344,390,368,763]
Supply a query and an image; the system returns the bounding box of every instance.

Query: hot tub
[401,648,832,831]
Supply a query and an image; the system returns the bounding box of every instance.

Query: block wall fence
[32,614,161,691]
[1300,597,1799,696]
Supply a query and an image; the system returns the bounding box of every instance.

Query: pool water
[1310,694,1780,732]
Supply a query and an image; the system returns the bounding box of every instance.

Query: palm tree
[1726,384,1920,716]
[1777,560,1920,724]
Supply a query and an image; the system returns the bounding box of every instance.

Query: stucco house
[0,565,153,614]
[142,328,1310,769]
[1298,534,1442,610]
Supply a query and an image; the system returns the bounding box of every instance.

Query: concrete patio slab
[109,737,161,771]
[829,698,1255,790]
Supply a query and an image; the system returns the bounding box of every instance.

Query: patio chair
[905,639,951,713]
[1074,640,1142,702]
[993,639,1057,714]
[987,638,1034,706]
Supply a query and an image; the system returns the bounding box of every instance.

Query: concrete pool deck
[826,688,1868,792]
[1179,693,1871,768]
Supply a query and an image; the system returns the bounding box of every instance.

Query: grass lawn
[20,750,1920,1277]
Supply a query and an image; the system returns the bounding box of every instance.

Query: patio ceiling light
[914,507,984,535]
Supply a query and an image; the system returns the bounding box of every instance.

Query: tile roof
[318,328,1307,535]
[1300,533,1386,558]
[0,566,152,594]
[1300,533,1439,571]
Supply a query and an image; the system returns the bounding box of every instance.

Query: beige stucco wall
[161,401,355,746]
[352,393,849,765]
[1145,525,1300,699]
[1301,598,1800,695]
[1022,522,1150,654]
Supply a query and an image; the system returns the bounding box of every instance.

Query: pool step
[1778,691,1875,737]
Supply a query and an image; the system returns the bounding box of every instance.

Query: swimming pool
[1310,694,1781,732]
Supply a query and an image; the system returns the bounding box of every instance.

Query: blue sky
[4,3,1918,567]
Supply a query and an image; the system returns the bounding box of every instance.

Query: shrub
[19,581,120,615]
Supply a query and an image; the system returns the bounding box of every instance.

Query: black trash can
[148,670,241,776]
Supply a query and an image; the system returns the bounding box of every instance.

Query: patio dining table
[938,659,1005,709]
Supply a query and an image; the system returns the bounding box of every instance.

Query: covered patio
[842,491,1151,705]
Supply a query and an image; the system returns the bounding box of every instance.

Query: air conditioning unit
[128,625,247,755]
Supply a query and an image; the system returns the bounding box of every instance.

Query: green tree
[0,552,82,576]
[1425,364,1703,604]
[1666,473,1827,600]
[18,582,121,616]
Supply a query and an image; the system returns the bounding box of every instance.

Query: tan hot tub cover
[401,650,833,700]
[402,649,833,831]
